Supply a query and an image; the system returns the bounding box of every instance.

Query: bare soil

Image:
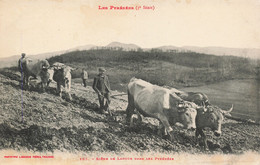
[0,68,260,154]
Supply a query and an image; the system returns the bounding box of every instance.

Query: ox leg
[40,83,44,93]
[156,114,175,141]
[129,111,142,127]
[66,80,72,101]
[68,93,72,101]
[130,113,135,127]
[57,83,62,97]
[157,122,166,137]
[137,111,142,124]
[126,90,135,124]
[195,128,200,146]
[47,80,52,87]
[25,75,29,90]
[197,128,208,151]
[40,81,47,93]
[126,104,135,125]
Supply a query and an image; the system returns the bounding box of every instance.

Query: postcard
[0,0,259,164]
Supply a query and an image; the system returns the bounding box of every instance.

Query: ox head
[199,105,233,137]
[176,101,198,130]
[62,67,73,84]
[52,66,73,88]
[40,60,50,69]
[46,67,54,86]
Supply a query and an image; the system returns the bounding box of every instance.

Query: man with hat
[18,53,26,84]
[92,67,111,115]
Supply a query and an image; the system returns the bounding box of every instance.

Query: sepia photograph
[0,0,259,164]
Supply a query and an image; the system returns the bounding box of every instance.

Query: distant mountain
[68,44,96,52]
[0,42,259,68]
[106,42,141,51]
[0,44,96,68]
[0,51,68,68]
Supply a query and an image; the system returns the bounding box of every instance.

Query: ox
[172,89,210,107]
[171,88,233,150]
[48,62,73,100]
[195,104,233,150]
[126,78,198,141]
[18,58,50,92]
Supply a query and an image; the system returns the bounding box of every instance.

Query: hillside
[1,68,260,154]
[157,46,260,59]
[1,42,259,69]
[47,49,258,92]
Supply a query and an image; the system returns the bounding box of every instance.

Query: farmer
[92,67,111,115]
[18,53,26,84]
[81,68,88,87]
[18,53,26,71]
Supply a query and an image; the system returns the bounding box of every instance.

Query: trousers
[98,92,110,111]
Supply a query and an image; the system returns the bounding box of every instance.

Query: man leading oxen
[126,78,199,141]
[47,62,73,100]
[18,55,50,92]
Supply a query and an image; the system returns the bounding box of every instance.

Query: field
[181,79,260,122]
[0,68,260,155]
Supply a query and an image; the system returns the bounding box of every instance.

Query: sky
[0,0,260,58]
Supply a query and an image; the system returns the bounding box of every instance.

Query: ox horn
[221,104,233,115]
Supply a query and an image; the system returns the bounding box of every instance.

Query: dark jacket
[92,74,111,94]
[18,57,26,73]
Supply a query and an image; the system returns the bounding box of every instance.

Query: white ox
[126,78,198,141]
[18,58,50,92]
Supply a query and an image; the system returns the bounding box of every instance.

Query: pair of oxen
[18,58,73,100]
[126,78,233,150]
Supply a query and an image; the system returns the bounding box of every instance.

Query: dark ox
[48,62,73,100]
[18,58,50,92]
[195,104,233,150]
[126,78,197,141]
[174,90,210,107]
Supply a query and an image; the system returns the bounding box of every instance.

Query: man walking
[92,67,112,115]
[81,68,88,87]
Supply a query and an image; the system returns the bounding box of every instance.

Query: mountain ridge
[1,42,259,68]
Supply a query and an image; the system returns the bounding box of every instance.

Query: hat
[21,53,26,57]
[99,67,106,72]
